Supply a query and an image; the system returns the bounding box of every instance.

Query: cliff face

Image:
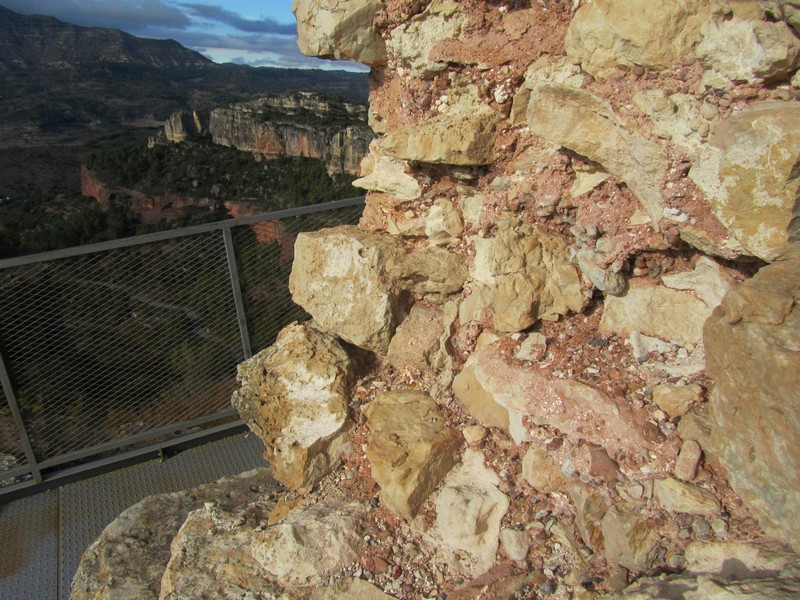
[164,93,374,174]
[75,1,800,599]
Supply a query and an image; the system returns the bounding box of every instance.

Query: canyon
[71,1,800,599]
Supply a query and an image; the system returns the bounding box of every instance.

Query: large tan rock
[453,338,663,458]
[158,502,283,600]
[363,390,461,520]
[564,0,711,80]
[386,0,470,78]
[70,469,276,600]
[353,142,421,200]
[704,243,800,552]
[292,0,386,66]
[434,449,509,577]
[250,501,365,588]
[231,322,356,490]
[380,86,501,166]
[689,101,800,262]
[290,226,467,354]
[470,218,586,332]
[696,17,800,83]
[526,84,667,229]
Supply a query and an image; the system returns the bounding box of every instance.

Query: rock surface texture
[231,321,357,489]
[74,0,800,598]
[704,243,800,552]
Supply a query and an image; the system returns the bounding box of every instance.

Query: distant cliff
[164,93,374,175]
[81,165,264,226]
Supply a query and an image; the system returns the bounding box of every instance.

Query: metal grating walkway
[0,431,266,600]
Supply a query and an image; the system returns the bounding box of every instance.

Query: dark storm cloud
[1,0,190,32]
[180,3,296,35]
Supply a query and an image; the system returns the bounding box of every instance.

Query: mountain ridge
[0,4,212,71]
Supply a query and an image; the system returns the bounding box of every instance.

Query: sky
[1,0,368,71]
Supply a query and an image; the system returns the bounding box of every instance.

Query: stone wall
[73,1,800,598]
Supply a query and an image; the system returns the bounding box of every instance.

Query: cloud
[1,0,190,32]
[179,3,295,35]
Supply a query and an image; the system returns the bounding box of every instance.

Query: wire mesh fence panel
[0,231,243,469]
[0,198,365,489]
[232,202,364,354]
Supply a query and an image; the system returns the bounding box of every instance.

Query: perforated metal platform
[0,431,265,600]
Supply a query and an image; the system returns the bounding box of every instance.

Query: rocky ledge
[73,1,800,599]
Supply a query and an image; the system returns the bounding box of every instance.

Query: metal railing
[0,197,365,498]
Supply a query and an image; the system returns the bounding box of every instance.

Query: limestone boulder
[453,338,663,457]
[292,0,386,67]
[290,227,401,353]
[363,390,461,520]
[70,469,275,600]
[511,55,585,124]
[380,86,501,166]
[434,449,509,577]
[564,0,711,80]
[526,84,667,229]
[158,502,283,600]
[231,322,356,490]
[353,142,421,200]
[696,17,800,84]
[386,0,470,78]
[601,282,713,345]
[601,257,731,345]
[470,218,586,332]
[251,501,365,588]
[704,243,800,552]
[689,101,800,262]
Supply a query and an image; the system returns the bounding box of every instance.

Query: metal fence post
[222,224,253,360]
[0,350,42,484]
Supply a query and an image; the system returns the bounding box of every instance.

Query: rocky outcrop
[75,0,800,598]
[231,322,358,490]
[165,93,374,174]
[70,468,276,600]
[704,243,800,552]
